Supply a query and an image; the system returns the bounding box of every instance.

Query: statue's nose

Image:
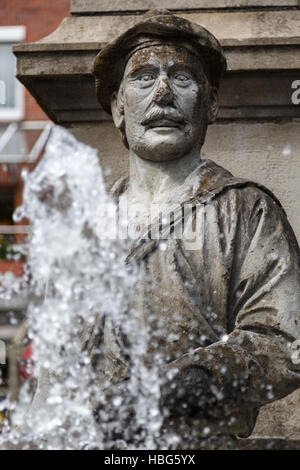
[153,76,174,105]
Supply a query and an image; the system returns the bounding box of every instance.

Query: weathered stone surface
[71,0,299,14]
[251,389,300,440]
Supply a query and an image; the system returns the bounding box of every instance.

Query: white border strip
[0,121,52,163]
[0,26,26,42]
[28,122,53,162]
[0,123,18,152]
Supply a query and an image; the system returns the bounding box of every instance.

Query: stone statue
[90,10,300,448]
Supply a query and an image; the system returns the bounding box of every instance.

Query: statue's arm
[160,187,300,433]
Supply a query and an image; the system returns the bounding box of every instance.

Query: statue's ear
[207,87,219,124]
[111,90,125,131]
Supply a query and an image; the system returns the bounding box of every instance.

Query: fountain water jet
[0,126,163,450]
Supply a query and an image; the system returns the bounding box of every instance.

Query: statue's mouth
[147,119,183,129]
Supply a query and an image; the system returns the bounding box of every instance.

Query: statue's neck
[127,149,202,207]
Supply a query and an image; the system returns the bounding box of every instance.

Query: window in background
[0,121,52,163]
[0,26,26,122]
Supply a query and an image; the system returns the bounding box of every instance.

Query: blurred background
[0,0,70,418]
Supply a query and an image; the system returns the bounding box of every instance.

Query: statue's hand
[159,352,217,418]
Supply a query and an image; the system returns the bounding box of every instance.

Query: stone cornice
[71,0,299,15]
[13,10,300,124]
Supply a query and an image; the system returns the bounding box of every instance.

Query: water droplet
[282,145,291,157]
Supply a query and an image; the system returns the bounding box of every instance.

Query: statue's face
[118,45,212,162]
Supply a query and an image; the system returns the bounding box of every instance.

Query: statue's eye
[173,73,191,85]
[139,74,155,82]
[134,73,156,87]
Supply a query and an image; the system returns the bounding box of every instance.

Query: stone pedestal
[13,0,300,448]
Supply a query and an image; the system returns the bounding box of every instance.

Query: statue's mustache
[141,107,185,126]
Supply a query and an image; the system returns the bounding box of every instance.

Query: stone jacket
[88,159,300,442]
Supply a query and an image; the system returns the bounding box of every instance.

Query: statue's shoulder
[196,159,285,215]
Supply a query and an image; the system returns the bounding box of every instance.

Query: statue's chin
[132,135,194,162]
